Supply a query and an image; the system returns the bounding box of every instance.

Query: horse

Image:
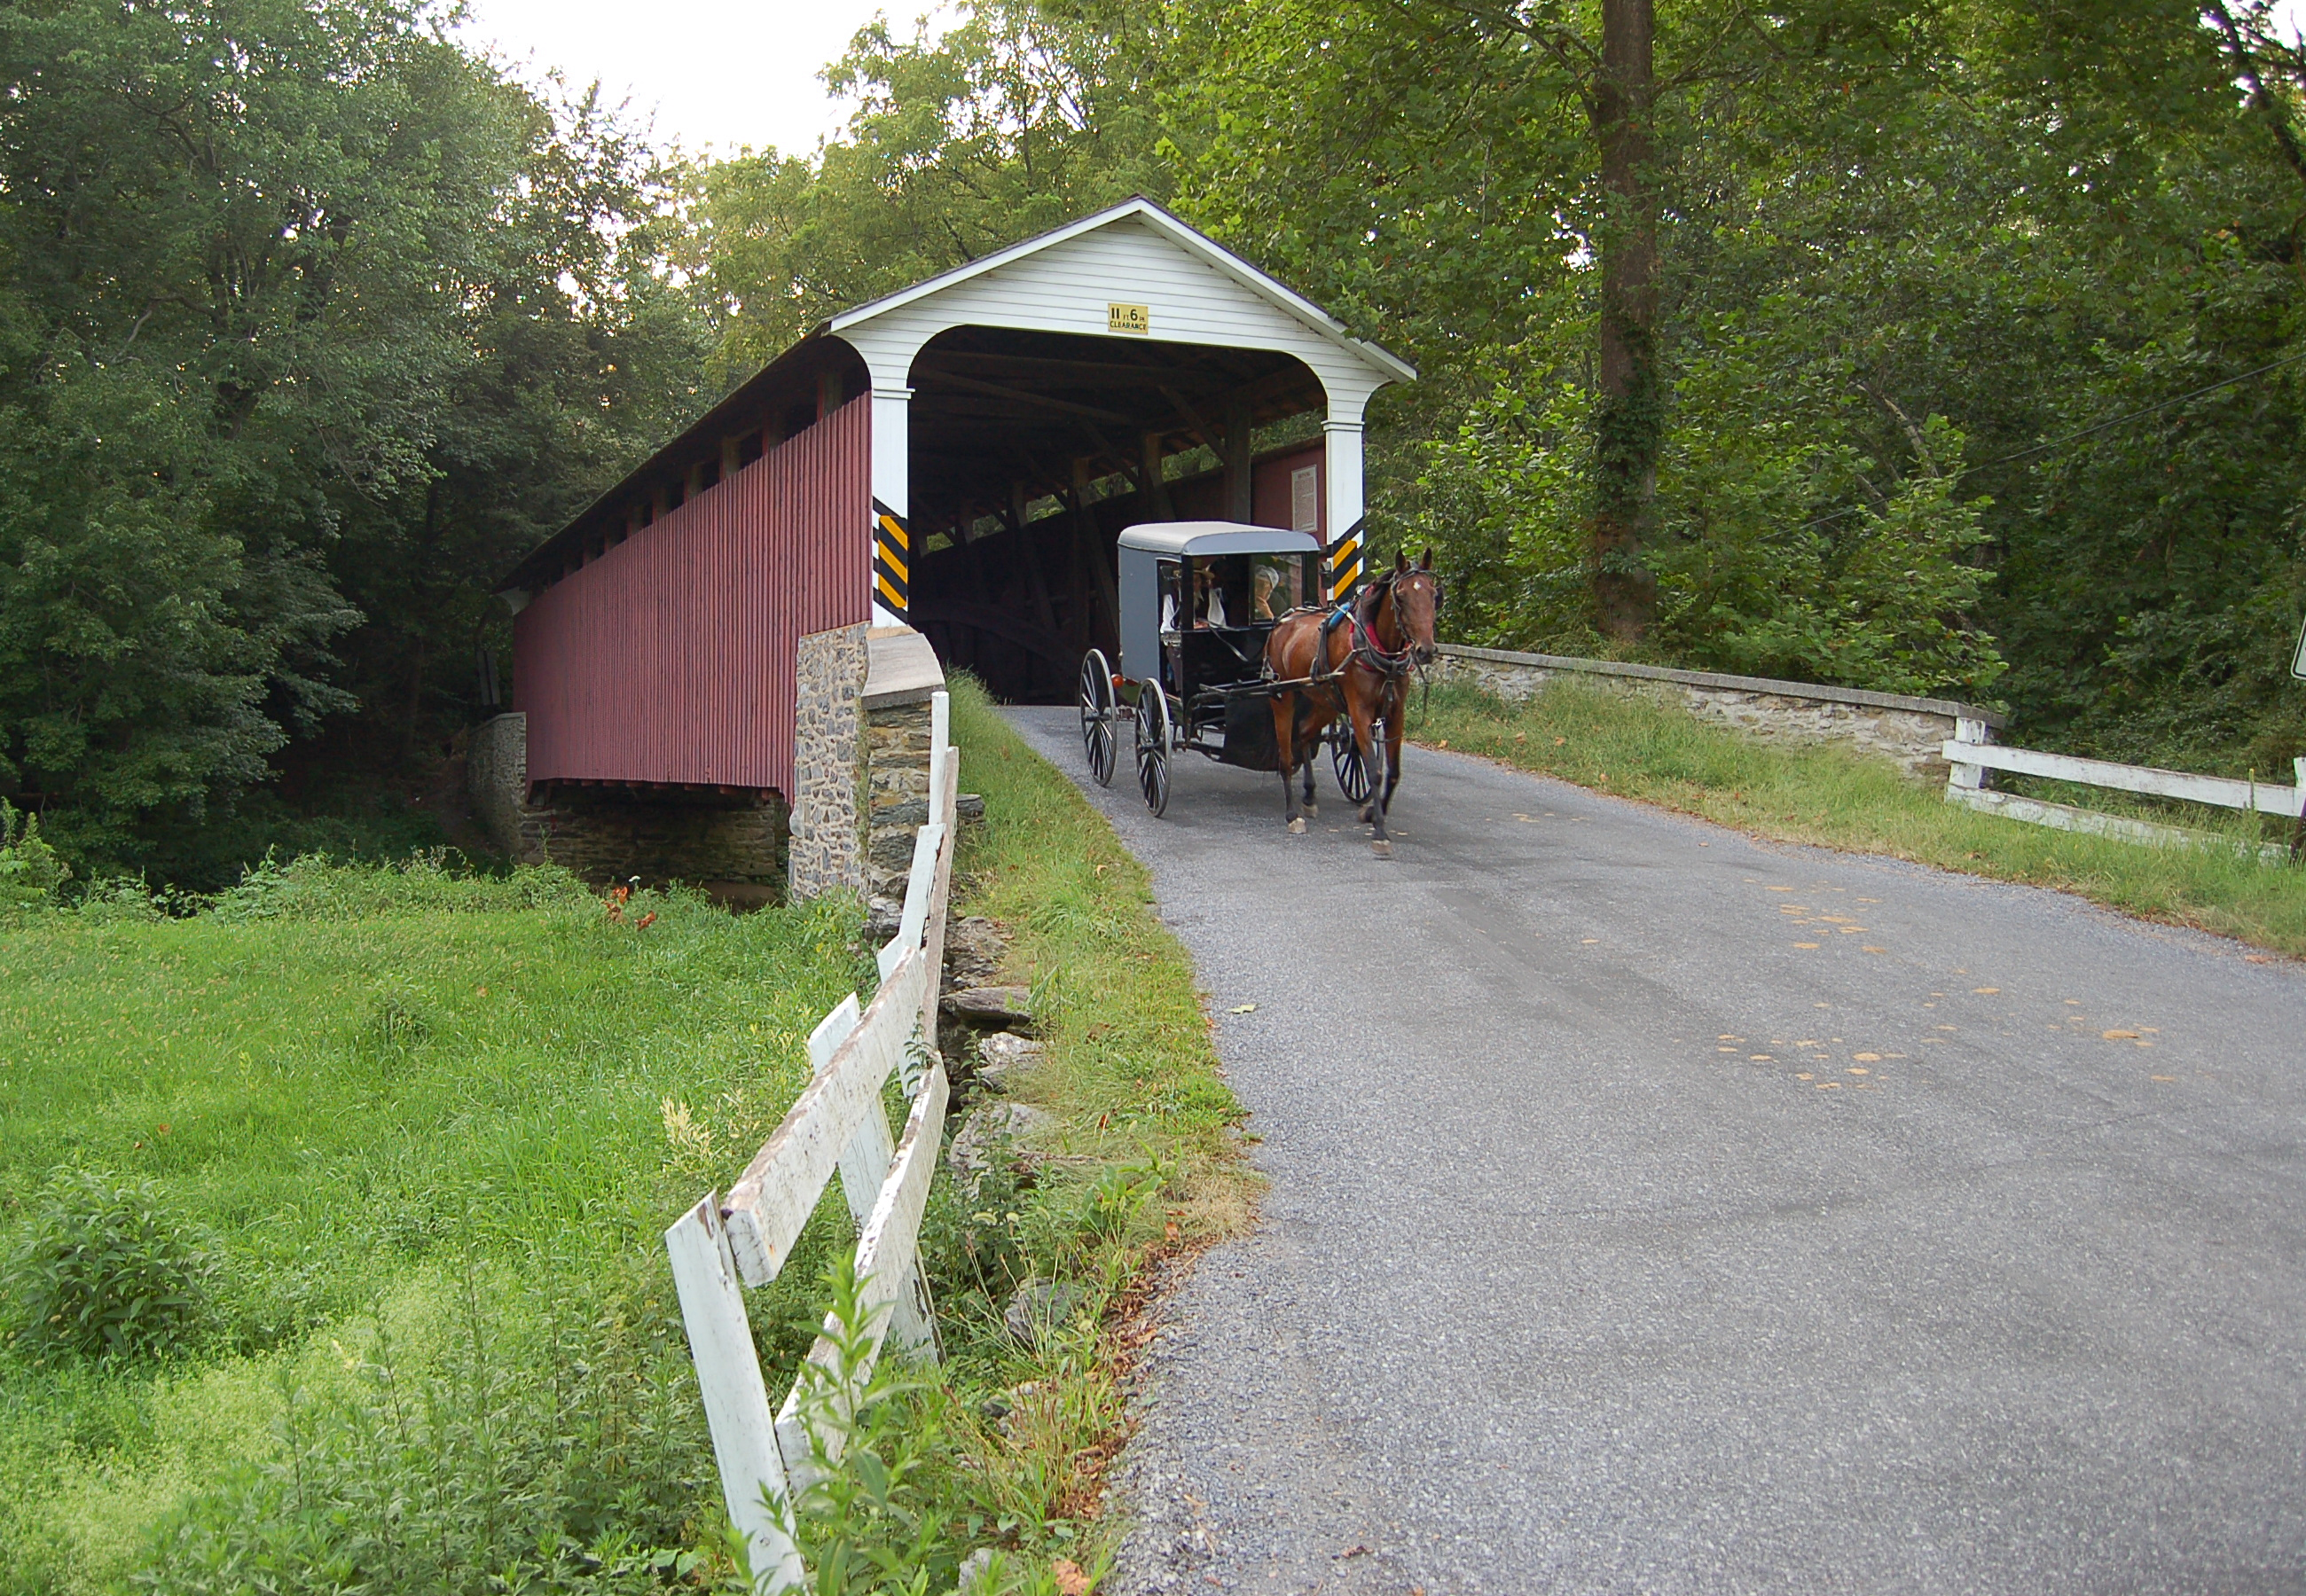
[1263,550,1442,857]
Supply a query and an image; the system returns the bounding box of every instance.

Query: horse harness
[1306,569,1442,686]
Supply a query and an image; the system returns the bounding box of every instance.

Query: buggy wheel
[1134,683,1173,818]
[1078,649,1118,786]
[1331,728,1373,806]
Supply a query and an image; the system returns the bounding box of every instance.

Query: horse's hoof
[1304,802,1318,819]
[1371,840,1393,858]
[1358,804,1374,823]
[1286,817,1306,834]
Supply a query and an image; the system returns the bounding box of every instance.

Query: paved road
[1002,707,2306,1596]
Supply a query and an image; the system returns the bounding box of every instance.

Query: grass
[840,674,1256,1583]
[0,857,861,1593]
[1407,678,2306,958]
[0,685,1251,1594]
[944,677,1252,1227]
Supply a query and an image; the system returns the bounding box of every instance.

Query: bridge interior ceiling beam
[904,326,1324,534]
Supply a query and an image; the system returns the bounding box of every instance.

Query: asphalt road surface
[1001,706,2306,1596]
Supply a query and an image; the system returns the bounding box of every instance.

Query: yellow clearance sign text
[1108,302,1150,335]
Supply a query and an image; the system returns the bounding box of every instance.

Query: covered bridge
[470,198,1414,900]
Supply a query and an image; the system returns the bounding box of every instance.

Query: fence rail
[1944,716,2304,860]
[665,690,957,1592]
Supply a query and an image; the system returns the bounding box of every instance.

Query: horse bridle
[1349,569,1443,681]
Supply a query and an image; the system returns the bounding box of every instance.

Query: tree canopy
[5,0,2304,879]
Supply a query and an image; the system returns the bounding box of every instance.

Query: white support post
[869,383,912,627]
[1322,408,1366,599]
[1947,716,1993,795]
[926,691,951,830]
[664,1198,803,1593]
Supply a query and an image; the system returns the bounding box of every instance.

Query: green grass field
[1408,678,2306,957]
[0,686,1251,1595]
[0,859,860,1593]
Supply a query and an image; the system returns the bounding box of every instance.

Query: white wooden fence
[665,691,959,1592]
[1945,716,2304,861]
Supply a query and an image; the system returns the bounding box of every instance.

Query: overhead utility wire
[1974,347,2306,471]
[1796,346,2306,533]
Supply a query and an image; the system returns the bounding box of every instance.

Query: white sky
[455,0,951,160]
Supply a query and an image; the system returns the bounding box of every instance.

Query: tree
[0,0,706,874]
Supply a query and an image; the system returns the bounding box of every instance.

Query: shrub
[134,1271,718,1595]
[0,798,69,908]
[4,1170,216,1362]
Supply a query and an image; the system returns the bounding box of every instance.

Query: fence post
[664,1197,803,1593]
[928,690,951,830]
[2294,757,2306,863]
[1947,716,1993,796]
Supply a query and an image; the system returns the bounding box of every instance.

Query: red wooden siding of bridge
[513,399,869,795]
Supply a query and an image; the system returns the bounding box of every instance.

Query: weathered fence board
[1942,739,2304,818]
[806,995,937,1357]
[663,1197,804,1589]
[920,751,961,1050]
[721,945,929,1287]
[773,1061,950,1486]
[1943,723,2304,864]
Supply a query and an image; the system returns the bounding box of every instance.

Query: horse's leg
[1272,689,1304,833]
[1297,702,1321,818]
[1384,688,1406,812]
[1348,687,1382,838]
[1365,708,1396,856]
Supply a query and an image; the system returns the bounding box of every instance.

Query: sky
[454,0,950,160]
[459,0,2306,165]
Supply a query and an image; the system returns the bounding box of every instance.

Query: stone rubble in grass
[1002,1279,1088,1347]
[945,1099,1057,1184]
[941,915,1008,990]
[975,1031,1044,1093]
[942,984,1033,1027]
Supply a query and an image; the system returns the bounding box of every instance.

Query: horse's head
[1388,549,1442,664]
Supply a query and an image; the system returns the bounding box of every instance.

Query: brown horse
[1263,551,1441,856]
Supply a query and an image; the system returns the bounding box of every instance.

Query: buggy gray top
[1115,521,1324,685]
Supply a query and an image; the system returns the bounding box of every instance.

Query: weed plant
[4,1171,217,1364]
[1407,678,2306,955]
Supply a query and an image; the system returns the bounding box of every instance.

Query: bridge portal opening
[903,326,1330,703]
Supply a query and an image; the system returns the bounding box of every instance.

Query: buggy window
[1251,556,1319,619]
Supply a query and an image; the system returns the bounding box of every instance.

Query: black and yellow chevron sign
[872,499,909,618]
[1328,518,1366,603]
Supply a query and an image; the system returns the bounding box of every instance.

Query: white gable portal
[827,199,1413,625]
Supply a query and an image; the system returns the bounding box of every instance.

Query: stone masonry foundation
[789,622,870,901]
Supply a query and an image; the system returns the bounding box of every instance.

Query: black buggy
[1077,520,1369,817]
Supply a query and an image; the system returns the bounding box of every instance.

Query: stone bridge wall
[1432,645,2007,782]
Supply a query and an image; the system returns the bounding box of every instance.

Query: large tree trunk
[1590,0,1660,643]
